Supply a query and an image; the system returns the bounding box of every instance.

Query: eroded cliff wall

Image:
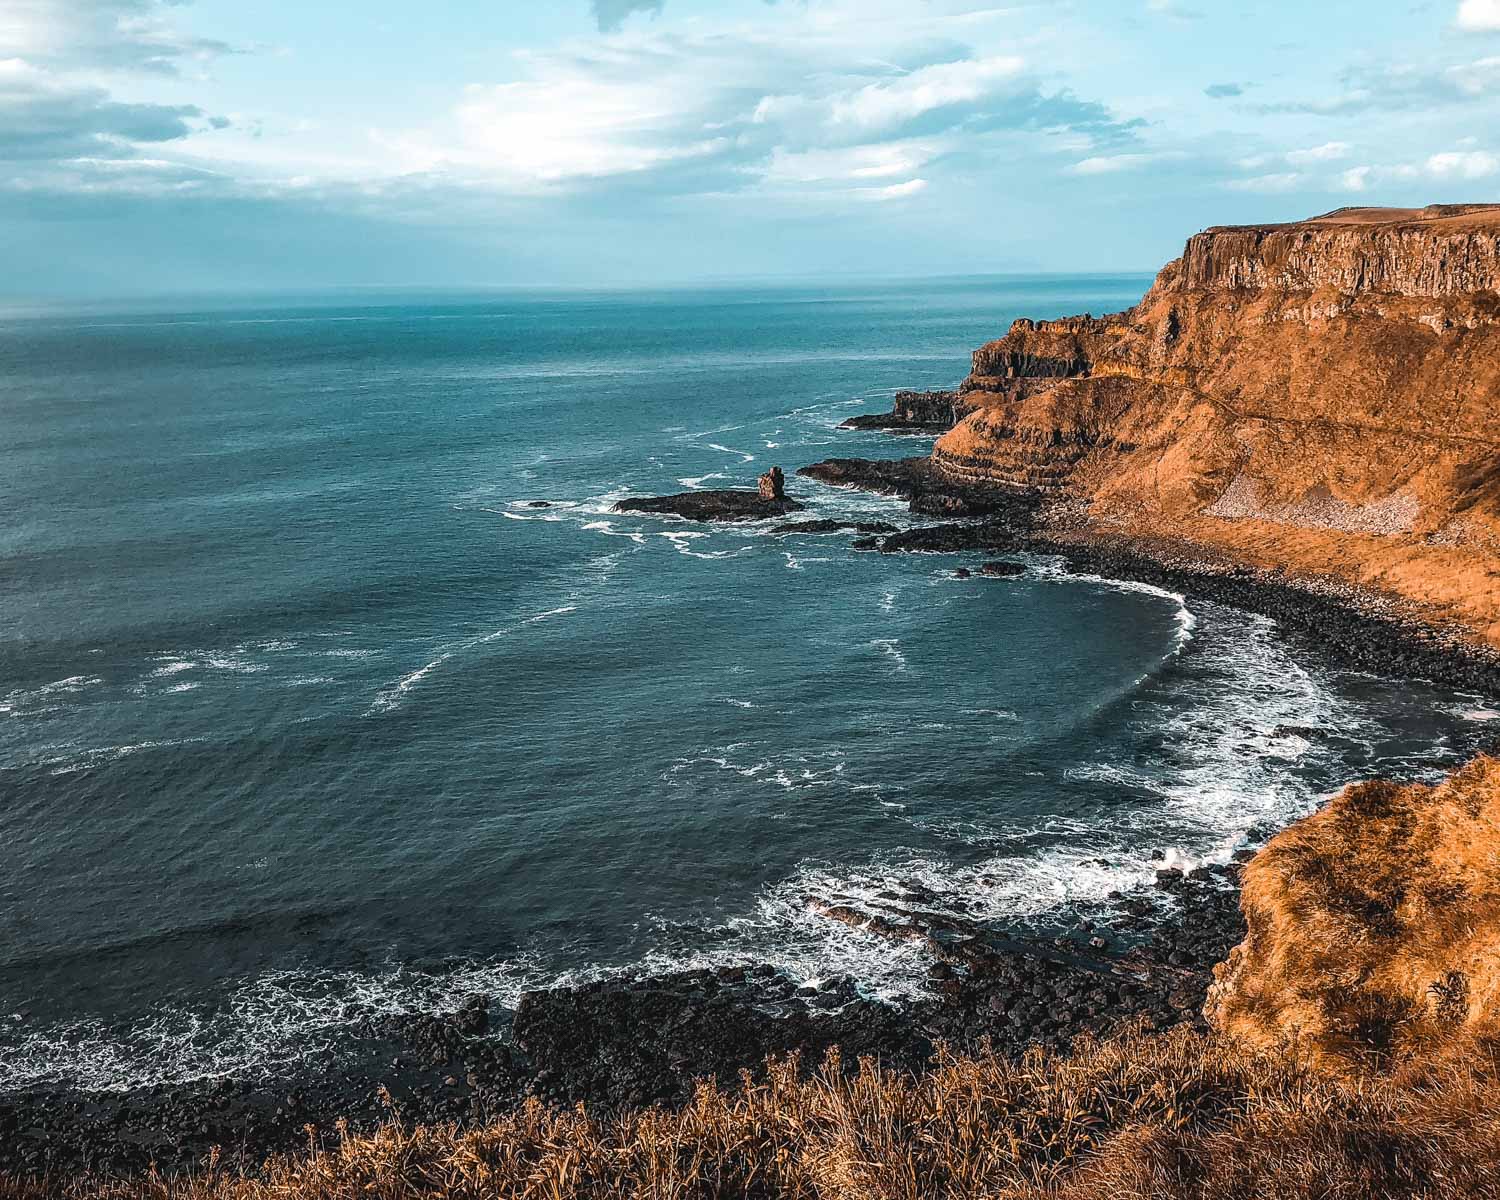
[936,205,1500,644]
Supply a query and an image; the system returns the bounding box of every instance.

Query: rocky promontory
[920,204,1500,647]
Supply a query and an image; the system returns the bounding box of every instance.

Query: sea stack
[758,466,786,500]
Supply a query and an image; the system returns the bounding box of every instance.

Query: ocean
[0,277,1491,1095]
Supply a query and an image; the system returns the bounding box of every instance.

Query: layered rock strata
[929,205,1500,645]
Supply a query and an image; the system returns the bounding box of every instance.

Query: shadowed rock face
[1206,755,1500,1072]
[931,205,1500,646]
[841,390,958,431]
[614,488,803,521]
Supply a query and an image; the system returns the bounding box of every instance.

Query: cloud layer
[7,0,1500,293]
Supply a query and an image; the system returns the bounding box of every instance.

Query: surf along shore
[9,207,1500,1186]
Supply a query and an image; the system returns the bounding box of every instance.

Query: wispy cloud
[373,14,1134,205]
[1285,141,1350,164]
[0,0,237,74]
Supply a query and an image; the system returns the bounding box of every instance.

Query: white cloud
[762,139,942,185]
[369,11,1128,204]
[1448,55,1500,95]
[1286,141,1350,164]
[1426,148,1500,177]
[1070,152,1153,174]
[0,0,235,75]
[1338,165,1372,191]
[1225,171,1302,192]
[1331,149,1497,191]
[1457,0,1500,32]
[826,54,1025,135]
[862,177,928,200]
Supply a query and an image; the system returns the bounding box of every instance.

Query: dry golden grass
[14,1024,1500,1200]
[1208,754,1500,1071]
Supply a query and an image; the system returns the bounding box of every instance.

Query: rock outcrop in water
[1206,755,1500,1071]
[614,467,804,521]
[923,205,1500,646]
[841,390,959,432]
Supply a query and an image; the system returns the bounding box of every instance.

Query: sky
[4,0,1500,296]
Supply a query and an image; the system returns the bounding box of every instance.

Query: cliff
[1206,755,1500,1072]
[934,205,1500,646]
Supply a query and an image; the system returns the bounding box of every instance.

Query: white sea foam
[41,737,209,776]
[1454,704,1500,722]
[705,442,756,463]
[1034,560,1198,655]
[582,520,648,545]
[869,637,909,673]
[525,605,578,624]
[658,530,747,560]
[367,547,620,714]
[151,661,195,678]
[0,955,551,1094]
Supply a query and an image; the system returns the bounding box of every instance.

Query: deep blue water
[1,278,1494,1092]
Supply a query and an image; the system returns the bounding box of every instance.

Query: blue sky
[5,0,1500,295]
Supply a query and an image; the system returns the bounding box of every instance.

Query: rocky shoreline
[0,863,1247,1180]
[11,440,1500,1185]
[799,452,1500,696]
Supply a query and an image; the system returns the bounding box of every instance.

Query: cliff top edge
[1200,204,1500,236]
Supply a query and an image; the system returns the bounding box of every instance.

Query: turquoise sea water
[1,278,1492,1092]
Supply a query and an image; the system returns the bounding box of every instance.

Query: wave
[367,550,625,714]
[1033,559,1197,655]
[36,737,210,777]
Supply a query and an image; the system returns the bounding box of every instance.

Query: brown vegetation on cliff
[1207,754,1500,1073]
[19,1026,1500,1199]
[936,204,1500,646]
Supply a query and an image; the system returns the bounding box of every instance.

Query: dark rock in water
[840,390,958,432]
[979,560,1027,578]
[614,489,803,522]
[773,519,898,536]
[758,466,786,500]
[798,456,934,496]
[798,457,1041,526]
[871,522,1021,555]
[526,501,552,509]
[954,567,972,579]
